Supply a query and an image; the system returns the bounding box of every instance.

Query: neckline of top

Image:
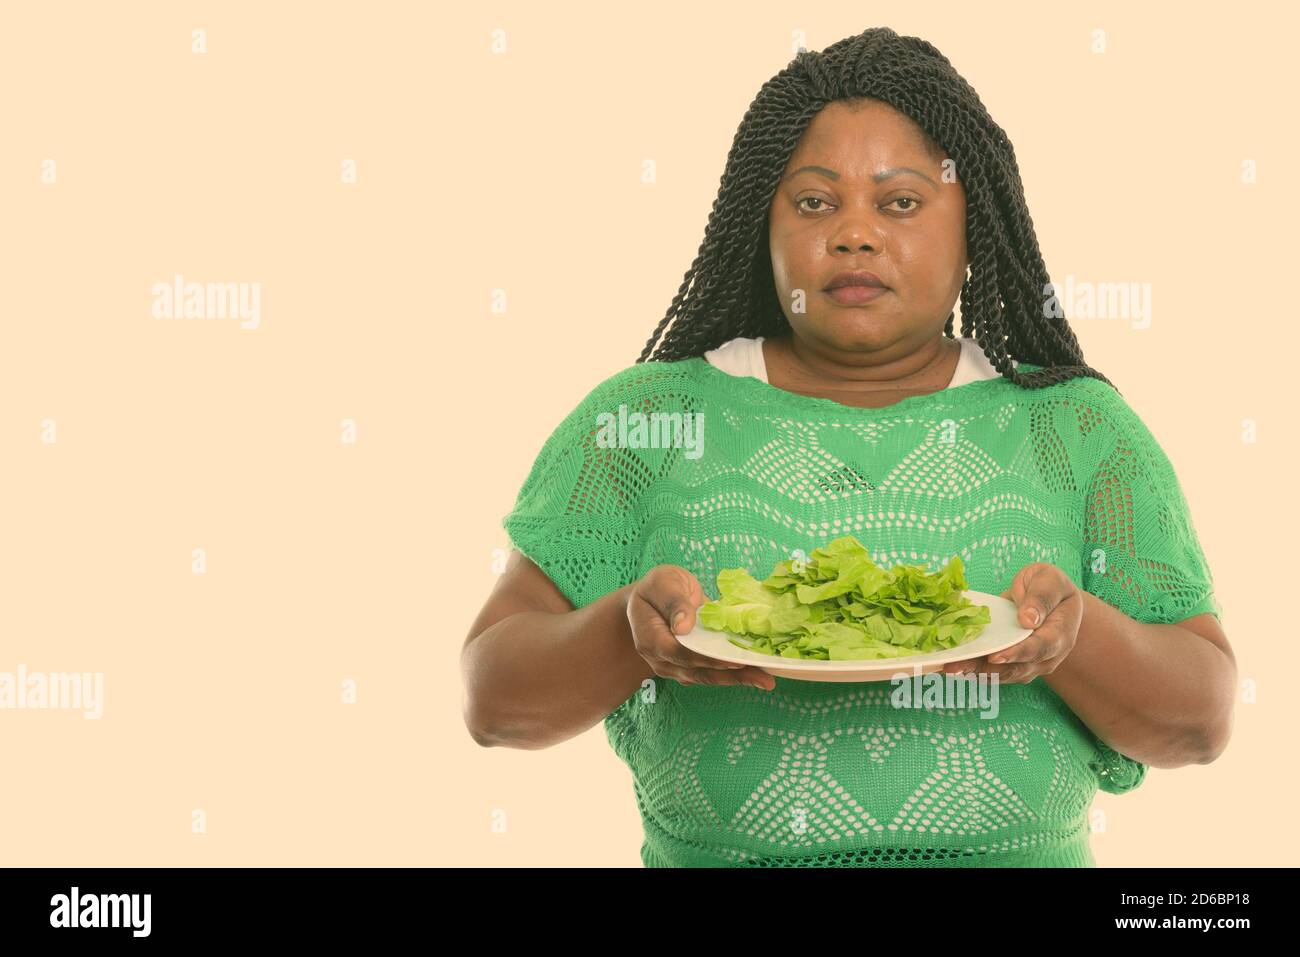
[751,334,974,389]
[683,351,1044,417]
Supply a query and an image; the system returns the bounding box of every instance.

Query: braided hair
[635,27,1113,391]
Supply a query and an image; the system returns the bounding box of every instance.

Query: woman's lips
[825,285,888,305]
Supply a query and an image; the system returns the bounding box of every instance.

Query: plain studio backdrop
[0,0,1294,866]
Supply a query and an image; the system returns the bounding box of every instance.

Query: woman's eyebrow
[784,165,939,188]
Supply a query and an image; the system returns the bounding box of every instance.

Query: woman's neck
[761,333,961,409]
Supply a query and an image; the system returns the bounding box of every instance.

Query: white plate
[677,590,1033,683]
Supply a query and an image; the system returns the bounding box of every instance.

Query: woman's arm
[1043,592,1237,768]
[461,551,652,751]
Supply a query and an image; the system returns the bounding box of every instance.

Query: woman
[462,27,1236,867]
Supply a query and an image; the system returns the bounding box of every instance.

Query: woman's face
[768,98,968,356]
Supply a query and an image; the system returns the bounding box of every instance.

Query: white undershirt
[702,336,1012,388]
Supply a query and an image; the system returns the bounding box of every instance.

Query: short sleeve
[1081,392,1222,627]
[501,370,645,610]
[1078,388,1222,794]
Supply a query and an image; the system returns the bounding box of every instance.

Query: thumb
[671,572,706,634]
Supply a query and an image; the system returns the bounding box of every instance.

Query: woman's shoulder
[551,357,707,421]
[1009,370,1177,467]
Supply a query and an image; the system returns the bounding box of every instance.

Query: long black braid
[635,27,1114,392]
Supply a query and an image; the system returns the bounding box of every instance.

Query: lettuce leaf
[698,535,992,661]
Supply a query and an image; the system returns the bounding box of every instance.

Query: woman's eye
[796,197,831,212]
[796,196,920,213]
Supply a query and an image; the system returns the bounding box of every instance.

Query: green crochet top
[501,353,1221,867]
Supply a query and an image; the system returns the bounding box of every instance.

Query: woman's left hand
[942,562,1084,684]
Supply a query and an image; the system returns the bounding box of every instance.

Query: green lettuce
[697,535,991,661]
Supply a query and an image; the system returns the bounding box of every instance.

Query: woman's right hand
[626,565,775,691]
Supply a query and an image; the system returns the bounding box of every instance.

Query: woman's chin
[813,313,910,350]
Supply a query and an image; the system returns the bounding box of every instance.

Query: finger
[1003,566,1030,608]
[637,565,704,637]
[987,634,1048,666]
[629,590,747,670]
[653,664,710,686]
[659,664,771,689]
[1011,564,1073,631]
[992,660,1055,684]
[1011,566,1047,629]
[943,655,987,675]
[991,594,1081,664]
[992,647,1075,682]
[686,667,769,689]
[737,666,776,690]
[667,572,707,635]
[1003,565,1042,628]
[991,663,1033,684]
[659,638,748,672]
[661,590,766,673]
[990,629,1070,666]
[652,608,750,671]
[705,665,774,690]
[680,668,730,687]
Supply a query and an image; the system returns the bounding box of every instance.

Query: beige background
[0,1,1293,866]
